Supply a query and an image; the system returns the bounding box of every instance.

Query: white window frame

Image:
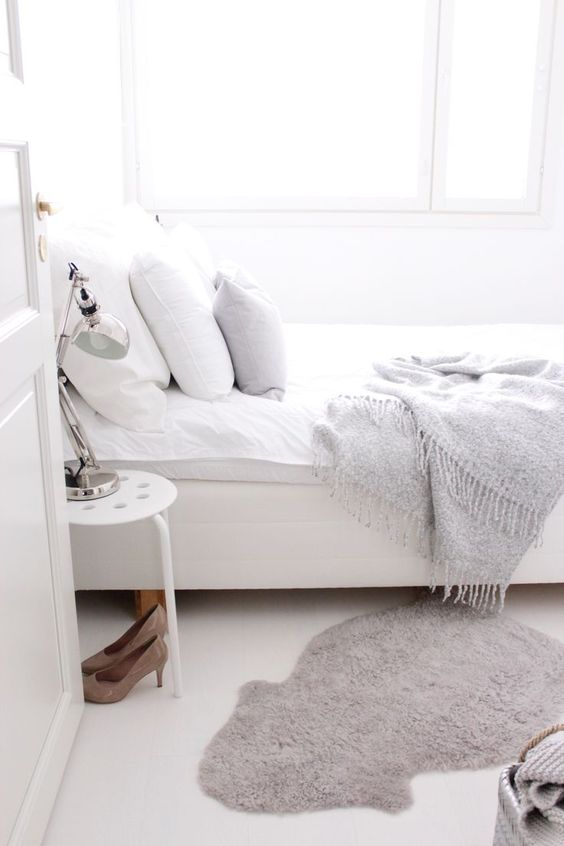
[1,0,24,80]
[120,0,562,228]
[431,0,556,214]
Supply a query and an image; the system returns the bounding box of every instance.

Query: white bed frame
[71,480,564,591]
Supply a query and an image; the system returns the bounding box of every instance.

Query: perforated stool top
[67,470,177,527]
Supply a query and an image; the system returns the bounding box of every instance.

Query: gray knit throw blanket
[313,353,564,608]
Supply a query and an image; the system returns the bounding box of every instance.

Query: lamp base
[65,464,120,501]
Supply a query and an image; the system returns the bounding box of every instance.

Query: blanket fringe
[314,449,506,612]
[339,394,546,545]
[314,395,528,611]
[313,445,431,559]
[434,562,507,612]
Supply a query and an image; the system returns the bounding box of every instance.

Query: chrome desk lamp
[56,262,130,500]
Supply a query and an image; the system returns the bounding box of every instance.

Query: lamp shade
[72,313,130,360]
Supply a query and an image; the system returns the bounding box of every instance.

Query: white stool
[68,470,183,698]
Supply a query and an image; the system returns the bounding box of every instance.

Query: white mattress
[70,323,564,483]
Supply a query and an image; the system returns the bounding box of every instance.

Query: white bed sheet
[70,323,564,482]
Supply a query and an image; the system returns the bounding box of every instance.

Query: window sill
[154,209,551,230]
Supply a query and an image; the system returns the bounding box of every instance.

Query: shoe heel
[156,664,165,687]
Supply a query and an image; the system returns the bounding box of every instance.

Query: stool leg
[152,512,183,697]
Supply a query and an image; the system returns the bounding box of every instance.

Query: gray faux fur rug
[199,598,564,814]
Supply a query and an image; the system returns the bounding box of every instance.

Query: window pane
[138,0,430,206]
[444,0,541,200]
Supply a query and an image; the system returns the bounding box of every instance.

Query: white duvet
[69,323,564,483]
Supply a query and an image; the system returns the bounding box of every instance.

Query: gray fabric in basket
[494,753,564,846]
[516,731,564,836]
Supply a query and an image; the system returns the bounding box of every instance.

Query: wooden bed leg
[134,589,166,618]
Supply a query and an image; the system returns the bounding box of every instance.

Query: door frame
[1,2,83,844]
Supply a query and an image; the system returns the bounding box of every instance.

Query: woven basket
[493,766,534,846]
[493,725,564,846]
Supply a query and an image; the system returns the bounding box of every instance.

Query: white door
[0,2,83,845]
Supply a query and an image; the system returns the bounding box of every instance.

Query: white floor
[43,585,564,846]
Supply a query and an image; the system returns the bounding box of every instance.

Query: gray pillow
[212,263,286,401]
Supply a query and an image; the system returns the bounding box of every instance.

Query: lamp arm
[55,263,94,369]
[55,277,81,369]
[58,375,99,470]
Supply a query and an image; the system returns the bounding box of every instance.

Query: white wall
[22,0,564,327]
[198,206,564,325]
[19,0,123,213]
[168,4,564,327]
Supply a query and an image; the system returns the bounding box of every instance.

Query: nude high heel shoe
[81,603,167,675]
[83,634,168,704]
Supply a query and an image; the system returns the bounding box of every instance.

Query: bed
[69,323,564,593]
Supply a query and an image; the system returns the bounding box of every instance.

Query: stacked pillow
[50,205,287,432]
[213,262,287,401]
[49,205,171,432]
[130,243,234,400]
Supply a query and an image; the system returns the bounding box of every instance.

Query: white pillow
[48,205,171,432]
[168,223,216,300]
[130,244,234,400]
[213,262,287,401]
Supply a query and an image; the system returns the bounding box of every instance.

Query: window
[433,0,550,211]
[128,0,556,215]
